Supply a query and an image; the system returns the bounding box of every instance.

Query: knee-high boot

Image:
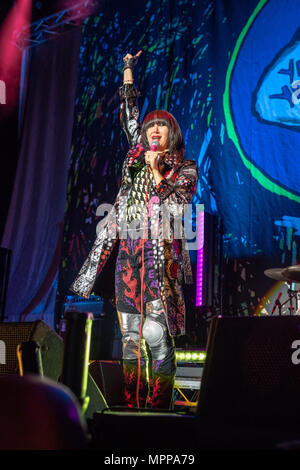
[118,312,149,408]
[151,344,176,409]
[142,300,176,409]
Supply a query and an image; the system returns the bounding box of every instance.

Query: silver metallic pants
[118,298,176,409]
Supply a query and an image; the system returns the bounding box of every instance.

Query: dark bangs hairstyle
[141,110,185,158]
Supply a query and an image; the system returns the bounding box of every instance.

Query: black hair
[141,109,185,158]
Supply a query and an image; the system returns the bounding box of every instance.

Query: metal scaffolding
[14,0,98,49]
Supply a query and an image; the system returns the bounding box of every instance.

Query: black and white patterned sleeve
[119,83,141,147]
[155,160,198,205]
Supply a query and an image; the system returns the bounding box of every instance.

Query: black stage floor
[87,407,300,451]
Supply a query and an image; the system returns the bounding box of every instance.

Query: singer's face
[146,121,169,151]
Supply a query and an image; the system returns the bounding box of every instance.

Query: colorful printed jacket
[70,84,198,336]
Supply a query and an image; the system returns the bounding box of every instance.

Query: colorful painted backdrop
[58,0,300,341]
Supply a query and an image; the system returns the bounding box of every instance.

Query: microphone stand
[271,286,300,316]
[271,292,282,315]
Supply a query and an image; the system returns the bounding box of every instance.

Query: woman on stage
[71,51,198,409]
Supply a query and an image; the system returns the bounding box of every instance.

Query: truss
[14,0,98,49]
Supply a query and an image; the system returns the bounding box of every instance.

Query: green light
[176,349,206,363]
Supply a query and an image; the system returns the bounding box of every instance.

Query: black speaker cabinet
[197,316,300,426]
[0,320,62,379]
[0,320,107,418]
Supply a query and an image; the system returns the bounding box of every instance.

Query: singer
[71,51,198,409]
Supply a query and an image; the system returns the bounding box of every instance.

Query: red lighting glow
[0,0,32,113]
[61,0,97,24]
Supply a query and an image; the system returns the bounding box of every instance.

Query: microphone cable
[136,161,150,408]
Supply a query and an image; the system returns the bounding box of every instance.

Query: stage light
[196,206,205,306]
[175,349,206,363]
[195,207,222,310]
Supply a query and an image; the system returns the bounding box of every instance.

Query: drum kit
[264,265,300,315]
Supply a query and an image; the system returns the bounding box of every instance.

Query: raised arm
[119,51,142,147]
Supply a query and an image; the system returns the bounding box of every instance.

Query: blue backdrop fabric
[1,30,81,326]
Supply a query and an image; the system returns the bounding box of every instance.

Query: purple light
[196,208,204,306]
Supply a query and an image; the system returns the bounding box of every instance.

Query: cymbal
[264,268,286,281]
[282,265,300,283]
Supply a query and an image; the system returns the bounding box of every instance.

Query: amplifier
[174,364,203,407]
[176,365,203,378]
[174,377,201,391]
[175,365,203,390]
[63,295,104,316]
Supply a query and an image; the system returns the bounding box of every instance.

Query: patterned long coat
[70,84,198,336]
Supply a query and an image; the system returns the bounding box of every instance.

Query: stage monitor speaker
[89,360,124,407]
[0,320,107,418]
[197,316,300,427]
[0,320,62,380]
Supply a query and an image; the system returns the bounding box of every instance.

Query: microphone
[147,140,161,167]
[150,140,160,152]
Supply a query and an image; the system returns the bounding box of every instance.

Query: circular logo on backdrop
[224,0,300,203]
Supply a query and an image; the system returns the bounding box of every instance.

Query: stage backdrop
[5,0,296,338]
[57,0,300,339]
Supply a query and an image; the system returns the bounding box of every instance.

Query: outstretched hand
[123,50,142,63]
